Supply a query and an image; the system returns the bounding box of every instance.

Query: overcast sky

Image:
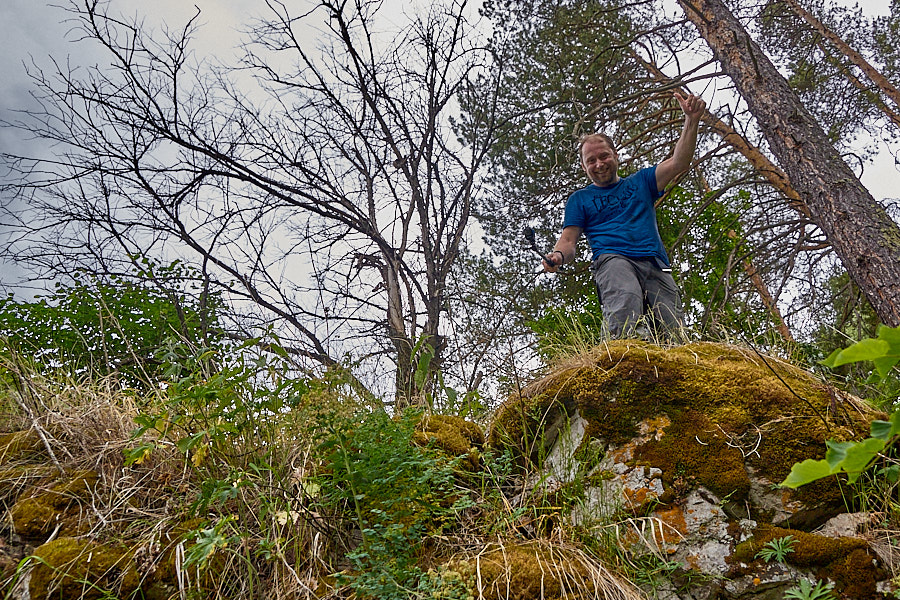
[2,0,896,185]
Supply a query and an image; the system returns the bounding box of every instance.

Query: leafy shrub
[0,259,221,386]
[782,326,900,489]
[313,409,474,599]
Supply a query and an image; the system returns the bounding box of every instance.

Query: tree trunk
[781,0,900,123]
[678,0,900,327]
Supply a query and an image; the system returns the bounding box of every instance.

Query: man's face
[581,139,619,187]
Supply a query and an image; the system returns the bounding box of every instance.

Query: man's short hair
[578,133,617,159]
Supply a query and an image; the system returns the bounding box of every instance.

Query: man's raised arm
[655,92,706,191]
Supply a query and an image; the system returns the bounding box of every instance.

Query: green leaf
[820,348,843,368]
[877,324,900,353]
[824,440,855,469]
[829,339,890,366]
[878,464,900,484]
[414,345,433,389]
[870,410,900,441]
[872,325,900,375]
[123,443,156,467]
[841,438,886,482]
[873,355,900,377]
[781,458,835,488]
[870,419,893,441]
[176,432,206,454]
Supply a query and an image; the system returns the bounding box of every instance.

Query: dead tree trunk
[678,0,900,327]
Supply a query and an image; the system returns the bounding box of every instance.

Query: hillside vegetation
[2,321,900,599]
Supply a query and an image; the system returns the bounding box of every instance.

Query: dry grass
[440,538,645,600]
[0,351,335,600]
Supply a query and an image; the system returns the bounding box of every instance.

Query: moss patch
[732,526,886,594]
[470,541,635,600]
[635,408,749,501]
[0,465,56,503]
[488,341,875,515]
[415,414,485,469]
[29,537,140,600]
[10,471,99,539]
[0,430,46,463]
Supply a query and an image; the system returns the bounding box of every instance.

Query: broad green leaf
[445,387,458,407]
[871,410,900,440]
[873,356,900,377]
[839,437,885,482]
[781,458,835,488]
[823,440,854,469]
[301,479,321,498]
[820,348,843,368]
[870,419,893,441]
[829,339,890,367]
[876,324,900,353]
[873,324,900,375]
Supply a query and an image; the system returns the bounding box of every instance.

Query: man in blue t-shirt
[543,92,706,338]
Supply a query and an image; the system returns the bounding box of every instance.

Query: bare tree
[0,0,498,408]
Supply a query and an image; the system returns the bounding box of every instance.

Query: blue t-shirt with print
[562,166,670,267]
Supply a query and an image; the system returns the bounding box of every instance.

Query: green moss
[29,537,140,600]
[0,430,45,463]
[733,526,866,564]
[635,409,749,501]
[10,471,99,539]
[732,526,885,594]
[488,341,875,515]
[415,414,485,469]
[827,547,887,598]
[0,465,56,501]
[474,542,609,600]
[488,390,572,468]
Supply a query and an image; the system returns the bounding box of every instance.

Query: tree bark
[678,0,900,327]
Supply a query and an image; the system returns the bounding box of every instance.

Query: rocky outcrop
[489,340,892,599]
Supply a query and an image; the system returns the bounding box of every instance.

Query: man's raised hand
[674,91,706,120]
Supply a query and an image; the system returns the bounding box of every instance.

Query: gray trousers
[590,253,683,339]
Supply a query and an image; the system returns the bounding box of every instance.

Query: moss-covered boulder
[415,414,485,469]
[488,341,890,599]
[10,471,99,540]
[0,430,46,464]
[442,540,642,600]
[728,525,886,598]
[29,537,140,600]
